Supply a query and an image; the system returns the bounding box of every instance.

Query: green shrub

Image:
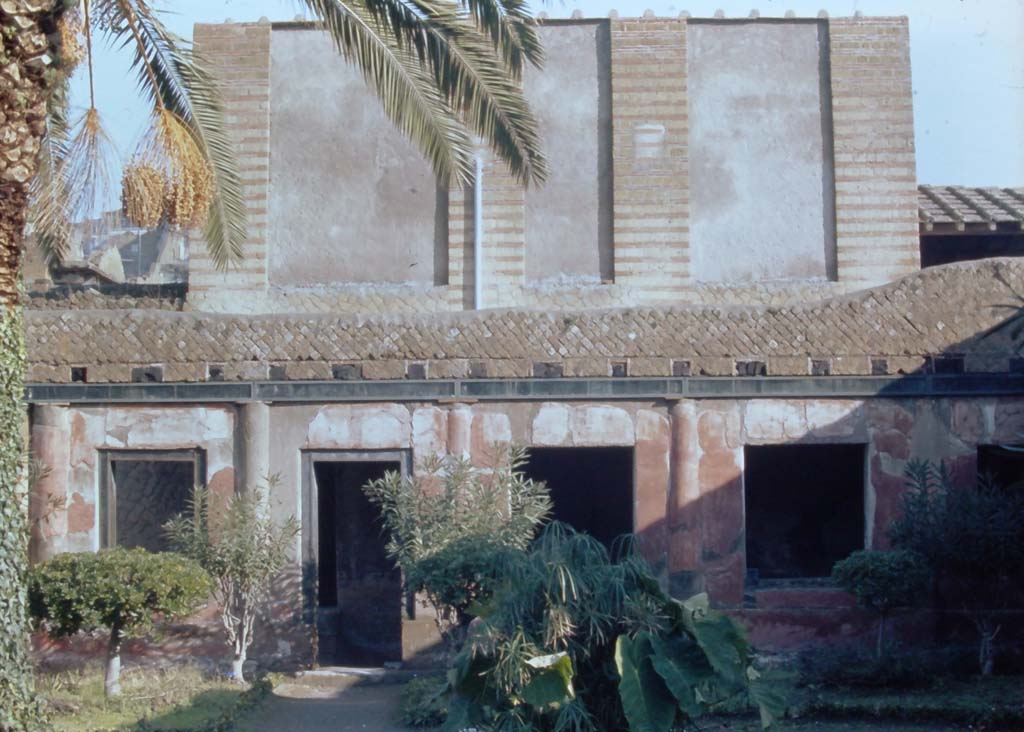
[29,548,211,697]
[363,447,551,653]
[831,549,930,658]
[400,676,449,727]
[798,644,988,690]
[443,523,787,732]
[164,478,299,684]
[890,460,1024,675]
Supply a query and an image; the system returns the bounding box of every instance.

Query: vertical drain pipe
[473,155,484,310]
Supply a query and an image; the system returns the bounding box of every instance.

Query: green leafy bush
[29,548,211,696]
[165,478,299,684]
[890,460,1024,675]
[400,676,449,727]
[363,447,551,653]
[831,549,930,658]
[444,523,786,732]
[798,645,949,689]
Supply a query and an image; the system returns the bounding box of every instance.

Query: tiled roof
[919,185,1024,232]
[24,258,1024,382]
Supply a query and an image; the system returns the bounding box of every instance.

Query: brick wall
[829,17,919,287]
[184,16,919,314]
[188,22,272,303]
[609,18,690,303]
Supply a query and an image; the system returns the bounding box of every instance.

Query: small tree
[890,460,1024,675]
[363,446,551,653]
[832,549,930,659]
[29,548,211,696]
[165,478,299,683]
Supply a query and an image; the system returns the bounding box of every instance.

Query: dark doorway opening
[978,445,1024,491]
[313,459,402,666]
[102,450,203,552]
[744,444,865,580]
[522,447,634,548]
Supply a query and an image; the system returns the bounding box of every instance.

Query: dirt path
[236,682,415,732]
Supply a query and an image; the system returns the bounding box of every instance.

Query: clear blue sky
[75,0,1023,197]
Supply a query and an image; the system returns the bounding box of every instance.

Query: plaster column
[667,400,703,598]
[446,403,473,459]
[29,404,70,563]
[239,401,271,492]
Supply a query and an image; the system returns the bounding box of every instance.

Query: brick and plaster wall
[28,393,1024,664]
[177,13,917,315]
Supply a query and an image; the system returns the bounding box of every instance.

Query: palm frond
[301,0,476,184]
[95,0,246,267]
[408,0,547,185]
[458,0,543,76]
[29,77,73,267]
[302,0,547,186]
[63,106,118,230]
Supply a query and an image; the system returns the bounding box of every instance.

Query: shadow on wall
[625,299,1024,652]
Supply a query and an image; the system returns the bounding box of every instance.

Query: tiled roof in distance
[919,186,1024,232]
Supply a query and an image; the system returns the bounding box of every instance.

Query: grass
[37,663,256,732]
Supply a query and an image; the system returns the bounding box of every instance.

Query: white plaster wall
[687,21,836,283]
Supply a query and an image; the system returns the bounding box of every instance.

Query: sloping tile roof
[24,258,1024,381]
[919,185,1024,232]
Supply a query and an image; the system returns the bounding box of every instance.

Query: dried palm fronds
[57,10,87,71]
[122,108,215,229]
[120,161,164,228]
[63,107,117,225]
[165,160,213,229]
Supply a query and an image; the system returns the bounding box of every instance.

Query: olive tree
[363,446,551,654]
[165,478,298,683]
[29,548,211,696]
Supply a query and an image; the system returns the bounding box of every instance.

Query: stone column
[446,403,473,459]
[667,400,703,598]
[29,404,70,563]
[239,401,270,492]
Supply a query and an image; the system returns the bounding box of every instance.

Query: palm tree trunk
[0,2,65,728]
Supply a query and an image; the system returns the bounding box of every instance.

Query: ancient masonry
[25,12,1024,668]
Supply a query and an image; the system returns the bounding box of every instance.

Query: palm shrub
[164,478,299,683]
[363,447,551,654]
[28,548,211,697]
[444,523,786,732]
[890,459,1024,675]
[831,549,930,659]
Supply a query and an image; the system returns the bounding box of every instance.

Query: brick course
[829,17,919,286]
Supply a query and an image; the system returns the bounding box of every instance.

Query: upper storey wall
[266,30,443,287]
[687,21,836,283]
[188,15,917,314]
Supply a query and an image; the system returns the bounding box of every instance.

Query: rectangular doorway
[522,447,634,548]
[302,451,406,667]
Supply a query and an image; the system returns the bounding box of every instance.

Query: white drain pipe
[473,155,484,310]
